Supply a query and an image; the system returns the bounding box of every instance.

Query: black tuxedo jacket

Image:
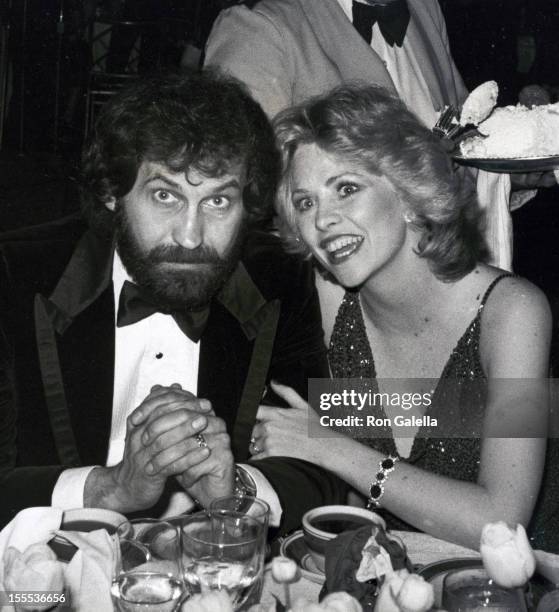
[0,215,346,531]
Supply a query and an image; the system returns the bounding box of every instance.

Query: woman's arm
[253,277,551,549]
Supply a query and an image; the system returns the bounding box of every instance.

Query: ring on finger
[195,433,208,448]
[249,437,262,455]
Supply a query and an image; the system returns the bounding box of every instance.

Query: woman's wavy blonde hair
[273,84,488,281]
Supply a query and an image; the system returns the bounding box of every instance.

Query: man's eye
[339,184,359,198]
[294,198,313,212]
[153,189,178,204]
[204,196,231,208]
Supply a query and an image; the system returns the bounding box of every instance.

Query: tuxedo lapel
[198,302,250,436]
[198,262,280,461]
[35,230,115,467]
[198,301,281,462]
[198,262,266,434]
[404,2,444,110]
[232,299,280,460]
[406,1,464,109]
[55,288,115,466]
[48,230,115,330]
[297,0,397,94]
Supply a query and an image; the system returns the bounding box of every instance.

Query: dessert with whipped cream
[459,80,498,126]
[458,81,559,159]
[460,103,559,158]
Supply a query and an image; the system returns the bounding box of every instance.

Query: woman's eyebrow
[326,172,363,186]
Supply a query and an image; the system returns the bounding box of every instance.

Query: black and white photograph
[0,1,559,610]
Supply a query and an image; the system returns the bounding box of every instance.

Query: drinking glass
[209,496,271,606]
[209,496,271,527]
[111,519,184,612]
[442,568,526,611]
[180,510,266,610]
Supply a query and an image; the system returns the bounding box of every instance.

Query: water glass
[112,519,183,612]
[209,495,271,527]
[209,496,271,607]
[442,568,526,611]
[179,510,266,610]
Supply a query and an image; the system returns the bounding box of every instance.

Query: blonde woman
[249,85,554,551]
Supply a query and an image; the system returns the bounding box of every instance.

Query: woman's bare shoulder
[477,265,550,324]
[476,265,552,377]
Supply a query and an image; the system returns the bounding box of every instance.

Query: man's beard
[115,210,245,312]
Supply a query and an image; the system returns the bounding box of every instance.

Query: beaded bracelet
[367,455,399,509]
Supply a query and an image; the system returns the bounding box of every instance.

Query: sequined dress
[328,274,559,551]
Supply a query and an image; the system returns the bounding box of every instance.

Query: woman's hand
[250,381,326,466]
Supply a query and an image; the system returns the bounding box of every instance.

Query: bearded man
[0,71,345,529]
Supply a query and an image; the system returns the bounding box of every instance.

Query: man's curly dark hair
[80,69,279,236]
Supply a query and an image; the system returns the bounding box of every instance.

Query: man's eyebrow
[141,174,242,192]
[212,178,242,192]
[141,173,182,190]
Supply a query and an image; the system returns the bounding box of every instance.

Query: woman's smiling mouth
[320,235,364,264]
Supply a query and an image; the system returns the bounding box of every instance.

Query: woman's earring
[403,211,414,224]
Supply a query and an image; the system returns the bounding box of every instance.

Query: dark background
[4,1,559,159]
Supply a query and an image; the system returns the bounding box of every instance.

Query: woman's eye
[339,184,359,198]
[294,198,314,212]
[153,189,178,205]
[204,196,230,209]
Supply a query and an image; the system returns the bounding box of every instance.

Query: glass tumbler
[111,519,183,612]
[210,496,271,607]
[179,510,267,611]
[442,567,526,611]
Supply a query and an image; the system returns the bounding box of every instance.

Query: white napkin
[0,507,64,592]
[475,170,513,272]
[0,508,116,612]
[0,508,63,559]
[56,530,115,612]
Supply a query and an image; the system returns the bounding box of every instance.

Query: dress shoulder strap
[477,273,515,315]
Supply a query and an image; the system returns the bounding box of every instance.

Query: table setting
[2,501,559,612]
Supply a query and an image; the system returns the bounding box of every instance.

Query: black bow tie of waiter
[117,280,209,343]
[352,0,410,47]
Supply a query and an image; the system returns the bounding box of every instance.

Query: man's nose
[172,206,203,249]
[315,198,342,232]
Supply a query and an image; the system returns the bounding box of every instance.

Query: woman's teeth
[325,236,363,261]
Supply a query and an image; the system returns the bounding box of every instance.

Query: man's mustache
[147,244,225,265]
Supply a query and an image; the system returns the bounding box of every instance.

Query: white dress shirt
[52,252,281,524]
[107,254,201,468]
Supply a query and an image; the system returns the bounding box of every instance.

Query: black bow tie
[117,280,209,343]
[352,0,410,47]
